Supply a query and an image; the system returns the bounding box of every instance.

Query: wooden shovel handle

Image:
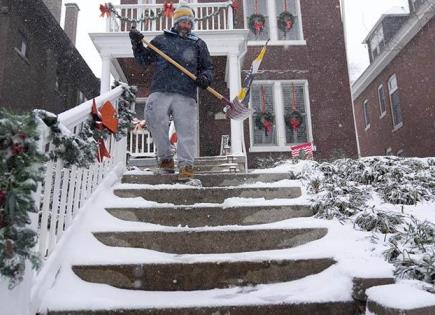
[141,38,225,101]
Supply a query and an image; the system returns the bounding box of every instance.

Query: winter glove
[129,28,144,49]
[195,74,210,89]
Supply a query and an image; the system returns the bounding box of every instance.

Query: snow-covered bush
[296,157,435,285]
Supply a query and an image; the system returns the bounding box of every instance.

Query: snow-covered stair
[42,171,394,315]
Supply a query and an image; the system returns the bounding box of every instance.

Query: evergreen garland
[36,83,137,168]
[0,110,45,288]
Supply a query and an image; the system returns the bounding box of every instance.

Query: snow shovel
[140,37,252,120]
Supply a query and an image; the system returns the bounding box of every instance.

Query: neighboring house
[92,0,358,167]
[0,0,100,114]
[352,0,435,157]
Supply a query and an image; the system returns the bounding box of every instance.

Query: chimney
[42,0,62,24]
[64,3,80,45]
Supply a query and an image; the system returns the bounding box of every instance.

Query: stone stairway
[46,168,393,315]
[128,155,246,173]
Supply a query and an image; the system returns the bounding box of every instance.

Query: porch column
[100,54,111,94]
[228,53,243,155]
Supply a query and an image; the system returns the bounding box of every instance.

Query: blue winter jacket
[133,28,214,101]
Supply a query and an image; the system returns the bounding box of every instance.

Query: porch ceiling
[89,30,249,59]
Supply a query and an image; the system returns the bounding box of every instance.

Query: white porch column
[228,53,243,155]
[100,54,111,94]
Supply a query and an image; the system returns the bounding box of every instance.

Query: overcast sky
[61,0,409,82]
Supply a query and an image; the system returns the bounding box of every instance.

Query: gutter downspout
[340,0,361,158]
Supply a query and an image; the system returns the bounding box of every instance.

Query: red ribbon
[163,1,174,17]
[263,119,273,136]
[97,138,111,162]
[99,4,111,17]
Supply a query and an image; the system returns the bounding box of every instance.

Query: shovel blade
[223,97,253,121]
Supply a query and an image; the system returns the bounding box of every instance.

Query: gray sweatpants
[145,92,198,168]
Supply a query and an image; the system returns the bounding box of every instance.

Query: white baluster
[56,167,70,241]
[47,160,63,255]
[65,166,77,228]
[38,161,55,257]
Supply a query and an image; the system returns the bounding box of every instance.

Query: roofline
[362,13,409,44]
[352,1,435,101]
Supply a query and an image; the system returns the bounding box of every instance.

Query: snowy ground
[39,159,435,312]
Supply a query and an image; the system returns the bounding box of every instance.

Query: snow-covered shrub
[384,217,435,284]
[355,209,404,234]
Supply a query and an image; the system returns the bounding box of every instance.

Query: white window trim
[378,84,386,118]
[248,80,313,152]
[363,99,370,131]
[243,0,305,45]
[388,74,403,130]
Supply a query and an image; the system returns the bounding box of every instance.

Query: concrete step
[121,173,290,187]
[106,205,313,227]
[72,258,335,291]
[93,228,327,254]
[48,301,357,315]
[193,163,240,173]
[114,186,301,205]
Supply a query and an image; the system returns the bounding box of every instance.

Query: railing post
[100,54,111,94]
[228,5,234,30]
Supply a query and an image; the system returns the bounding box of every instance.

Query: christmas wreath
[285,110,304,132]
[255,112,274,136]
[248,13,266,36]
[278,11,295,33]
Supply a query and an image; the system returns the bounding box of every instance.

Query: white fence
[106,1,234,33]
[127,129,156,158]
[34,86,127,259]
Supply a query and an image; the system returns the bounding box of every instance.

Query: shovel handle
[141,38,226,101]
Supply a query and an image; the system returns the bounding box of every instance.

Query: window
[250,81,311,150]
[15,32,28,60]
[378,84,386,117]
[282,84,308,144]
[245,0,303,42]
[363,100,370,129]
[78,91,87,104]
[370,27,385,61]
[388,74,403,128]
[251,84,277,145]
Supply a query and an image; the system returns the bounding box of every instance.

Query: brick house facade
[0,0,100,114]
[352,0,435,157]
[107,0,357,166]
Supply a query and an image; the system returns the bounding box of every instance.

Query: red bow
[99,3,111,17]
[290,117,301,130]
[254,21,264,34]
[163,1,174,17]
[285,20,294,31]
[231,0,240,11]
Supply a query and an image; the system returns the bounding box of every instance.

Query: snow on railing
[127,129,156,158]
[106,2,234,33]
[34,85,127,259]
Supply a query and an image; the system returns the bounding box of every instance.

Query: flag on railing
[291,142,313,158]
[238,40,269,106]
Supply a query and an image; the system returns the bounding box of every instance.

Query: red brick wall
[354,18,435,157]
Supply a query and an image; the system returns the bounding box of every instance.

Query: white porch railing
[106,2,234,33]
[127,129,156,158]
[34,85,128,259]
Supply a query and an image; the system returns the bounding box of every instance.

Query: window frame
[388,74,403,130]
[248,80,313,152]
[377,84,387,118]
[243,0,306,46]
[363,99,371,130]
[15,31,29,63]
